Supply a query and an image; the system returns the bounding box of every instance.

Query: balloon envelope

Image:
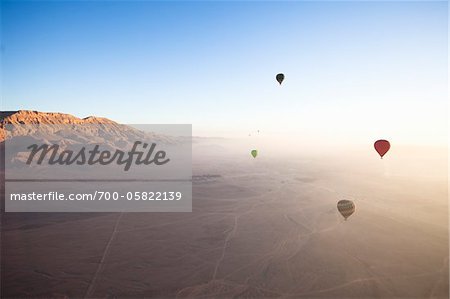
[276,73,284,85]
[337,200,355,220]
[374,140,390,158]
[251,149,258,158]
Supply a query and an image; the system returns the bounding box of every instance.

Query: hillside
[0,110,175,145]
[0,110,120,142]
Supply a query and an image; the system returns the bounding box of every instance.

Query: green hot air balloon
[337,200,355,220]
[251,150,258,158]
[276,73,285,85]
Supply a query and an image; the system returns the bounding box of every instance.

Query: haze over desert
[1,111,447,298]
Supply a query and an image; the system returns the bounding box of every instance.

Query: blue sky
[1,1,447,144]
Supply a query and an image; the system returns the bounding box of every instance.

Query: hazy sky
[2,1,447,145]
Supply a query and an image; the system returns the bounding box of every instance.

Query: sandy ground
[1,141,448,298]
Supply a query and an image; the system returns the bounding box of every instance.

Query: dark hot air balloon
[374,140,390,159]
[251,149,258,158]
[337,200,355,220]
[276,73,284,85]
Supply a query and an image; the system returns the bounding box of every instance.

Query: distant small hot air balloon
[337,200,355,220]
[374,140,390,159]
[276,73,284,85]
[251,149,258,158]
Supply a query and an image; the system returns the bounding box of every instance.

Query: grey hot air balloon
[337,200,355,220]
[276,73,284,85]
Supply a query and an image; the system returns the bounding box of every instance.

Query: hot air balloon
[374,140,390,159]
[251,149,258,158]
[276,73,284,85]
[337,200,355,220]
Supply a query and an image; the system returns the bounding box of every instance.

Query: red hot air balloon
[374,140,390,159]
